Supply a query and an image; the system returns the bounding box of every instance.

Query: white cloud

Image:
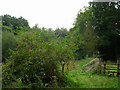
[0,0,90,30]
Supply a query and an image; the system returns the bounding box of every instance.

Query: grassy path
[66,70,118,88]
[65,58,118,88]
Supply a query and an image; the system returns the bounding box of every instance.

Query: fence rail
[106,69,120,70]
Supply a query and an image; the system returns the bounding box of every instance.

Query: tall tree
[89,1,120,61]
[70,7,98,59]
[70,1,120,61]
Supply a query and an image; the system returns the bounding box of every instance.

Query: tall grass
[66,70,118,88]
[64,57,94,71]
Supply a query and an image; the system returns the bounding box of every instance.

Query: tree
[71,1,120,61]
[70,7,98,59]
[82,22,98,56]
[2,14,30,30]
[54,28,68,38]
[89,1,120,61]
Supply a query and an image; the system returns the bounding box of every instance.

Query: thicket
[2,28,77,88]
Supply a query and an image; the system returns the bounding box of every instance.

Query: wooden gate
[103,60,120,77]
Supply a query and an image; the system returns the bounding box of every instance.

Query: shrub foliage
[2,29,77,88]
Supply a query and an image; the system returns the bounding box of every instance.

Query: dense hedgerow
[2,31,17,62]
[2,29,77,88]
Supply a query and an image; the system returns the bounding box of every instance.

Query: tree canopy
[70,1,120,61]
[90,1,120,61]
[2,14,30,31]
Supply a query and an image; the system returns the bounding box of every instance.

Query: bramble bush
[2,29,77,88]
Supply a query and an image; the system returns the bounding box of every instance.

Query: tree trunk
[99,58,101,74]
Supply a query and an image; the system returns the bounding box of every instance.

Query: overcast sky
[0,0,90,30]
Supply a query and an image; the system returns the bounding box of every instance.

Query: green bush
[2,26,12,32]
[2,31,17,62]
[0,31,2,63]
[2,29,77,88]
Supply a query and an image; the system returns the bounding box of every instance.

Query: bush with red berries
[2,29,77,88]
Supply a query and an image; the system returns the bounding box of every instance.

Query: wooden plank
[108,71,117,73]
[106,69,117,70]
[106,63,117,65]
[106,65,117,66]
[106,64,117,66]
[106,67,117,68]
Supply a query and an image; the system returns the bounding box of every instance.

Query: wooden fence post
[103,63,106,74]
[67,62,69,71]
[99,58,101,74]
[116,60,119,77]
